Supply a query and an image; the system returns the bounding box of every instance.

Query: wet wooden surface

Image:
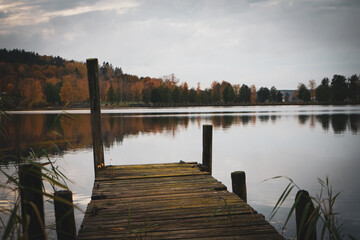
[77,162,284,239]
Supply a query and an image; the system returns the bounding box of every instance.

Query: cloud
[0,0,359,89]
[0,0,139,31]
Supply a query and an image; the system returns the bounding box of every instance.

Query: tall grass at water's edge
[266,176,357,240]
[0,107,81,240]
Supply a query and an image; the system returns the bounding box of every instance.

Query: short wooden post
[87,58,105,173]
[231,171,247,203]
[19,163,45,240]
[295,190,317,240]
[202,125,213,174]
[54,190,76,240]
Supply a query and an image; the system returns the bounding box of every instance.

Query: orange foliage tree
[250,85,257,104]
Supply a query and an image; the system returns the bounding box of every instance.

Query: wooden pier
[77,59,284,239]
[77,162,284,239]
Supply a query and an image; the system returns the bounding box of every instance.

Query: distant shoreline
[6,102,360,112]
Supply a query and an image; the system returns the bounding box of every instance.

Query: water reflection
[298,115,310,125]
[314,114,360,134]
[1,113,360,160]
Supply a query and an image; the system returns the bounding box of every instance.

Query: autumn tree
[196,82,202,103]
[250,85,256,104]
[163,73,179,88]
[210,81,221,103]
[233,84,240,99]
[142,77,161,103]
[75,76,89,102]
[5,48,359,108]
[59,81,74,104]
[308,80,317,101]
[180,82,189,103]
[26,79,46,108]
[131,81,144,102]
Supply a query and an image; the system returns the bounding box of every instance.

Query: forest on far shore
[1,48,359,109]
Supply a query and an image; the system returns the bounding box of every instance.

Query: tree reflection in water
[1,112,359,160]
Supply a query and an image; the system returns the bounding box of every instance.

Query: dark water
[1,105,360,239]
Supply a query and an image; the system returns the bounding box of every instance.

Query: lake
[1,105,360,239]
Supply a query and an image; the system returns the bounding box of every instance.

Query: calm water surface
[1,105,360,239]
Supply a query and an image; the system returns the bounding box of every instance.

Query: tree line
[0,49,359,109]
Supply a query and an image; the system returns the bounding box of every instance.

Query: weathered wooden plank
[105,162,198,169]
[79,224,281,240]
[77,163,284,240]
[80,213,266,228]
[81,204,257,223]
[96,172,209,181]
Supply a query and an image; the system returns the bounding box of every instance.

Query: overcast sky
[1,0,359,89]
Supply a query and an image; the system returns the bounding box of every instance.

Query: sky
[0,0,359,89]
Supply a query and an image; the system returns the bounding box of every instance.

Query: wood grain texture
[78,162,284,239]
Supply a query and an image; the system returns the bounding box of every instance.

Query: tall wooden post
[202,125,213,174]
[54,190,76,240]
[295,190,317,240]
[231,171,247,203]
[19,163,45,240]
[87,58,104,173]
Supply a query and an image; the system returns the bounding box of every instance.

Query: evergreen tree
[276,91,283,103]
[257,87,270,103]
[107,84,115,105]
[238,84,251,103]
[44,82,61,105]
[298,84,311,102]
[189,88,197,103]
[348,74,360,102]
[316,78,331,102]
[172,86,181,104]
[331,75,347,102]
[223,84,235,103]
[269,86,278,103]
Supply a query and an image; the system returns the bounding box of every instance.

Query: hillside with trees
[0,49,359,109]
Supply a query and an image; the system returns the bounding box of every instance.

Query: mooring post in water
[295,190,317,240]
[202,125,213,174]
[19,163,45,240]
[231,171,247,203]
[87,58,105,172]
[54,190,76,240]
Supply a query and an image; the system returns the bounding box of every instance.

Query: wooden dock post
[231,171,247,203]
[54,190,76,240]
[202,125,213,174]
[87,58,105,172]
[19,163,45,240]
[295,190,317,240]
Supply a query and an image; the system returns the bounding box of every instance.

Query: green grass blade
[1,203,19,240]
